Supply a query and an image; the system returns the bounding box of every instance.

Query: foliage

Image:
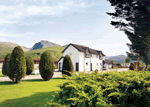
[62,55,74,76]
[39,50,54,81]
[2,53,11,76]
[8,46,26,83]
[125,57,130,63]
[107,0,150,66]
[129,63,134,70]
[49,71,150,107]
[139,61,145,66]
[26,55,34,75]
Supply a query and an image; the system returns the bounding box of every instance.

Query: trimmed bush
[129,63,134,70]
[26,55,34,75]
[62,55,74,76]
[49,71,150,107]
[2,53,11,76]
[39,50,54,81]
[8,46,26,83]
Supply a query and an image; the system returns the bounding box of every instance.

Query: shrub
[129,63,134,70]
[49,71,150,107]
[8,46,26,83]
[26,55,34,75]
[2,53,11,76]
[62,55,74,76]
[39,50,54,81]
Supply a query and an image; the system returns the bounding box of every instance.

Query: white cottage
[57,43,106,72]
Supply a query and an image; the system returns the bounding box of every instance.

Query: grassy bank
[0,78,66,107]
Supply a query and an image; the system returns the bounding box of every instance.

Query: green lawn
[0,71,7,77]
[0,78,66,107]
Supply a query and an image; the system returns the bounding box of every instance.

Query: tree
[125,57,130,63]
[107,0,150,68]
[62,55,74,76]
[2,53,11,76]
[26,55,34,75]
[8,46,26,83]
[39,50,54,81]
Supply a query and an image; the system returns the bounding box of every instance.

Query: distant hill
[106,55,127,63]
[0,42,30,52]
[31,40,60,50]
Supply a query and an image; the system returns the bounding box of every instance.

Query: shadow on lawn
[0,78,65,85]
[0,91,58,107]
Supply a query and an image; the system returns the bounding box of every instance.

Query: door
[90,63,92,71]
[76,63,79,71]
[59,63,61,71]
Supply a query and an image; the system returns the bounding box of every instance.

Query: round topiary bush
[8,46,26,83]
[2,53,11,76]
[62,55,74,76]
[39,50,54,81]
[26,55,34,75]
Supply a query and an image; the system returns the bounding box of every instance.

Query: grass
[0,71,7,77]
[0,78,66,107]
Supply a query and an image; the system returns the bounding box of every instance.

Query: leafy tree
[107,0,150,68]
[26,55,34,75]
[39,50,54,81]
[8,46,26,83]
[2,53,11,76]
[125,57,130,63]
[62,55,74,76]
[110,60,114,64]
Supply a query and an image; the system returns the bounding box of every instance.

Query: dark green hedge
[39,50,54,81]
[2,53,11,76]
[8,46,26,83]
[26,55,34,75]
[62,55,74,76]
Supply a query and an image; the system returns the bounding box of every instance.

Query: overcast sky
[0,0,131,56]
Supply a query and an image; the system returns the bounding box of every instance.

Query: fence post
[134,61,139,72]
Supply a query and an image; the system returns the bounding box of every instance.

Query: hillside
[31,40,60,50]
[106,55,127,63]
[0,42,30,52]
[0,45,65,61]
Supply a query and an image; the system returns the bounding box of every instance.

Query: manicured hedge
[2,53,11,76]
[49,70,150,107]
[62,55,74,76]
[8,46,26,83]
[26,55,34,75]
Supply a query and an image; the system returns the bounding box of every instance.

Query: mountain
[31,40,61,50]
[105,55,127,63]
[0,42,30,52]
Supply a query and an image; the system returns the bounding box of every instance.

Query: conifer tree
[8,46,26,83]
[2,53,11,76]
[26,55,34,75]
[39,50,54,81]
[62,55,74,76]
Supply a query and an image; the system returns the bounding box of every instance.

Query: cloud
[0,0,97,26]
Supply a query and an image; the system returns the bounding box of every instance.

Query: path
[0,68,129,82]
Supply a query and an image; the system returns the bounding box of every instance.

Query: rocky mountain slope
[31,40,61,50]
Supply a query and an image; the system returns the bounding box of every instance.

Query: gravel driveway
[0,68,129,82]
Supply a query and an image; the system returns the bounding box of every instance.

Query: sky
[0,0,131,56]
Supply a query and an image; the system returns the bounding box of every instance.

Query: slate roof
[62,43,105,56]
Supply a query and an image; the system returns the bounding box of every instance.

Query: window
[97,63,98,66]
[86,53,89,57]
[90,54,92,57]
[86,62,88,66]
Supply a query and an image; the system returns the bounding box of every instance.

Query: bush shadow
[0,91,58,107]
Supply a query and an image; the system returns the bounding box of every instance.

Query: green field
[0,46,65,61]
[0,78,66,107]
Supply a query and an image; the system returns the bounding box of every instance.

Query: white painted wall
[79,52,84,71]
